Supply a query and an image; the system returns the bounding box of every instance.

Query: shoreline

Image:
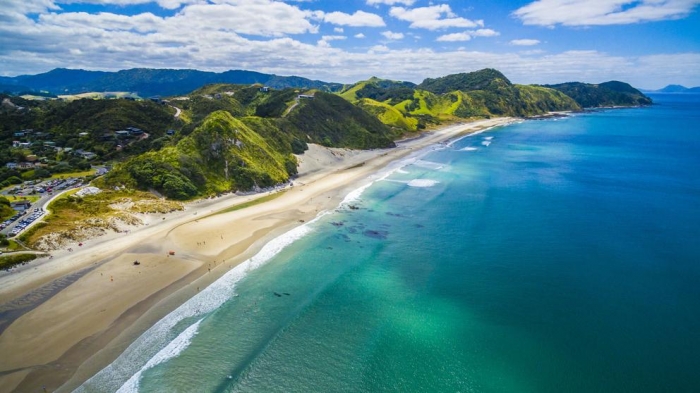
[0,117,516,393]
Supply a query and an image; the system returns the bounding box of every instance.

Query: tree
[33,168,51,179]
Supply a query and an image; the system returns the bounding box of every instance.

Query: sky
[1,0,699,89]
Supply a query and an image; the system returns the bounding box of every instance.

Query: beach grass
[22,189,183,248]
[49,169,97,180]
[0,253,40,271]
[210,190,287,217]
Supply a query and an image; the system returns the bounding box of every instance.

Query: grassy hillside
[419,68,512,94]
[284,92,398,149]
[102,111,298,198]
[339,71,580,131]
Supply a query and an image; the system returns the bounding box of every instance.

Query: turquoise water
[80,94,700,393]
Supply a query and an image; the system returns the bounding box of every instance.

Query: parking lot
[1,177,86,238]
[2,208,44,237]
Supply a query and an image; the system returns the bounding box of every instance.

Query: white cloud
[322,35,346,40]
[334,27,344,33]
[381,30,404,40]
[173,1,319,37]
[389,4,483,30]
[436,32,471,42]
[323,10,385,27]
[366,0,415,5]
[355,33,366,38]
[59,0,201,10]
[368,44,390,53]
[471,29,499,37]
[436,29,499,42]
[0,1,698,89]
[513,0,700,26]
[520,49,546,55]
[511,39,541,46]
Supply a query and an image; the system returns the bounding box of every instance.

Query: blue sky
[1,0,699,88]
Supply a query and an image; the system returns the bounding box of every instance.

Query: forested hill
[544,81,652,108]
[0,68,343,97]
[418,68,513,94]
[99,87,396,198]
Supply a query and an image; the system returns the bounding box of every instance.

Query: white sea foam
[481,141,491,147]
[445,124,501,147]
[396,168,409,174]
[484,136,494,141]
[116,319,203,393]
[412,160,444,170]
[460,147,478,151]
[407,179,440,188]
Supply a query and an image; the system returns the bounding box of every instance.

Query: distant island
[647,84,700,93]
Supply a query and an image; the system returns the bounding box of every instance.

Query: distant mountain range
[0,68,343,97]
[646,84,700,93]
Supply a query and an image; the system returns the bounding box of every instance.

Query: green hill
[0,97,178,177]
[339,70,581,131]
[544,81,652,107]
[100,90,397,198]
[418,69,581,117]
[284,92,398,149]
[102,111,298,199]
[419,68,512,94]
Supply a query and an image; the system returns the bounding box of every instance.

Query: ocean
[78,93,700,393]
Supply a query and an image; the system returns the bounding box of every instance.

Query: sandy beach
[0,118,514,393]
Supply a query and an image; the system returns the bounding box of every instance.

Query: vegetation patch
[21,189,183,250]
[0,253,41,271]
[210,190,286,217]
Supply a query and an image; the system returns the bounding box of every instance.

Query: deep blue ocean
[79,93,700,393]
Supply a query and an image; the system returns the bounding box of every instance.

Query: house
[78,132,89,137]
[5,163,18,169]
[298,94,315,99]
[12,141,21,148]
[166,129,175,136]
[127,127,144,135]
[25,155,38,162]
[43,141,56,147]
[115,130,131,138]
[18,142,32,148]
[100,132,114,141]
[74,149,97,159]
[259,86,270,92]
[18,162,34,169]
[14,132,25,137]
